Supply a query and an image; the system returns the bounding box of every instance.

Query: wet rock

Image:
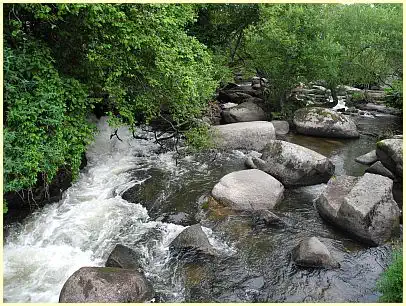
[170,224,216,257]
[212,169,284,211]
[211,121,276,151]
[221,102,239,109]
[293,107,359,138]
[355,150,378,165]
[106,244,143,271]
[376,138,403,178]
[292,237,339,268]
[162,212,195,226]
[222,101,266,123]
[252,210,286,227]
[252,140,334,187]
[121,168,168,213]
[271,120,290,136]
[218,87,262,104]
[59,267,153,302]
[358,103,401,116]
[314,173,400,246]
[365,161,395,179]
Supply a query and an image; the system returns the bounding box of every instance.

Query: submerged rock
[252,140,334,187]
[170,224,216,257]
[222,101,266,123]
[106,244,143,271]
[211,121,276,151]
[211,169,284,211]
[293,107,359,138]
[355,150,378,165]
[59,267,153,303]
[252,210,286,227]
[314,173,400,246]
[292,237,339,268]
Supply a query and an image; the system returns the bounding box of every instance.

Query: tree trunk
[330,85,338,105]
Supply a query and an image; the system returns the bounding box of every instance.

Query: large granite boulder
[222,101,266,123]
[314,173,400,246]
[376,138,403,178]
[211,169,284,211]
[211,121,276,151]
[59,267,153,303]
[169,224,216,257]
[293,107,359,138]
[251,140,334,187]
[292,237,339,269]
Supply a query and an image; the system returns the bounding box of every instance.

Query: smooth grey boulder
[355,150,378,165]
[211,169,284,211]
[222,101,266,123]
[365,161,395,179]
[59,267,153,303]
[252,140,334,187]
[293,107,359,138]
[106,244,142,271]
[271,120,290,135]
[314,173,400,246]
[211,121,276,151]
[292,237,339,268]
[169,224,216,257]
[376,138,403,178]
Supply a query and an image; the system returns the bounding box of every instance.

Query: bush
[377,248,403,303]
[384,79,403,110]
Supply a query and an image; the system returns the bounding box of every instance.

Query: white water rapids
[3,117,232,303]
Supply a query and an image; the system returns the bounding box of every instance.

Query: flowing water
[3,114,402,303]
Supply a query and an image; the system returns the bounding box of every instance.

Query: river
[3,114,402,302]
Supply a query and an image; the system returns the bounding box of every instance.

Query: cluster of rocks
[355,136,403,181]
[205,77,269,125]
[208,106,401,266]
[60,223,218,302]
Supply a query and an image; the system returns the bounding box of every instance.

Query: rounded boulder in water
[292,237,339,269]
[293,107,359,138]
[169,224,216,257]
[59,267,153,302]
[211,169,284,211]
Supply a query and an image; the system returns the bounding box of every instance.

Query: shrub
[377,248,403,303]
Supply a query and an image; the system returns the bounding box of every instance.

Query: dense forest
[3,3,402,211]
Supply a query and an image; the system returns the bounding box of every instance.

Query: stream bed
[3,114,402,302]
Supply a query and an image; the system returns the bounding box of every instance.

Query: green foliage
[377,248,403,302]
[184,125,213,152]
[243,4,402,109]
[3,40,96,194]
[384,80,403,110]
[3,3,221,213]
[351,92,367,103]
